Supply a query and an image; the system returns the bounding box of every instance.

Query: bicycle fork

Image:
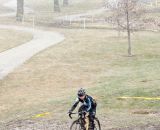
[85,117,89,130]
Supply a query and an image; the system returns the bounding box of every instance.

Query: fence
[21,11,159,32]
[21,10,110,30]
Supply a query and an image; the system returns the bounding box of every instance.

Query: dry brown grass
[0,28,160,129]
[0,29,33,53]
[0,28,118,122]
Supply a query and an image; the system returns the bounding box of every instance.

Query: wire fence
[22,11,109,29]
[21,10,160,32]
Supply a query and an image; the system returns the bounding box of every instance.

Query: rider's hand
[68,110,72,119]
[68,110,72,115]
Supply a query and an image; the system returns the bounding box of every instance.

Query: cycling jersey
[70,95,96,112]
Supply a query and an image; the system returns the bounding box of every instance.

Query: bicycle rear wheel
[70,120,84,130]
[94,117,101,130]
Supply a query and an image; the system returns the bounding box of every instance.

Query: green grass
[1,0,160,128]
[0,28,160,128]
[88,31,160,108]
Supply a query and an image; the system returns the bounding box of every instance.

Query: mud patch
[112,124,160,130]
[0,119,70,130]
[132,110,158,115]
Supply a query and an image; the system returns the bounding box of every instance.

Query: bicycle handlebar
[68,112,77,119]
[68,111,87,119]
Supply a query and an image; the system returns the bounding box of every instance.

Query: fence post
[69,17,72,25]
[65,15,68,21]
[22,14,25,25]
[32,15,35,31]
[155,0,158,7]
[92,15,94,23]
[83,18,86,29]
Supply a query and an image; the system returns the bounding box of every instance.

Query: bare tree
[54,0,61,12]
[63,0,69,6]
[125,0,132,56]
[106,0,145,56]
[106,0,122,37]
[16,0,24,21]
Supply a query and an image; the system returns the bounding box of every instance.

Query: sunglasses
[78,94,85,97]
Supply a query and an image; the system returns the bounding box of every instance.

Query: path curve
[0,25,65,80]
[0,0,107,80]
[57,7,108,21]
[0,0,65,80]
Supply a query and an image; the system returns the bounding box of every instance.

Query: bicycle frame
[85,116,89,130]
[69,112,90,130]
[69,112,101,130]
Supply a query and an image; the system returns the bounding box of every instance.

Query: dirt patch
[1,118,160,130]
[112,124,160,130]
[1,118,70,130]
[132,110,159,115]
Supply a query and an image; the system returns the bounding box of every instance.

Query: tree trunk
[63,0,69,6]
[127,23,132,56]
[54,0,60,12]
[155,0,158,7]
[117,19,121,37]
[126,1,132,56]
[16,0,24,21]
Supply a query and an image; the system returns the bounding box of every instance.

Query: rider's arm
[70,98,79,112]
[86,97,92,112]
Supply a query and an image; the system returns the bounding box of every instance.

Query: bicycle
[69,111,101,130]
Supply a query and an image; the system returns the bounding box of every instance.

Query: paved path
[0,0,107,79]
[0,0,65,79]
[0,25,65,79]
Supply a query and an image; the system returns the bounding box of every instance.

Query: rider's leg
[88,107,96,130]
[88,114,94,130]
[78,105,88,129]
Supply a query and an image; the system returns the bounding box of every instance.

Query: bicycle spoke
[70,121,81,130]
[94,127,97,130]
[79,124,83,130]
[94,118,101,130]
[75,124,78,130]
[73,124,78,130]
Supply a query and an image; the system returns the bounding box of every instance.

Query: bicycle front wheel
[94,117,101,130]
[70,120,84,130]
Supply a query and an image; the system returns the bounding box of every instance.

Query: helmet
[77,88,86,97]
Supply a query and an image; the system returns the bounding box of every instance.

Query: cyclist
[68,88,97,130]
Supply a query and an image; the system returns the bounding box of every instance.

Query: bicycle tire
[94,117,101,130]
[70,120,83,130]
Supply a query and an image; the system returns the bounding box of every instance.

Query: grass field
[0,0,160,129]
[0,28,160,128]
[0,29,33,53]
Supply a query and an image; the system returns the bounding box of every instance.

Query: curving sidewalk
[0,25,65,79]
[56,7,107,21]
[0,0,106,80]
[0,0,65,80]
